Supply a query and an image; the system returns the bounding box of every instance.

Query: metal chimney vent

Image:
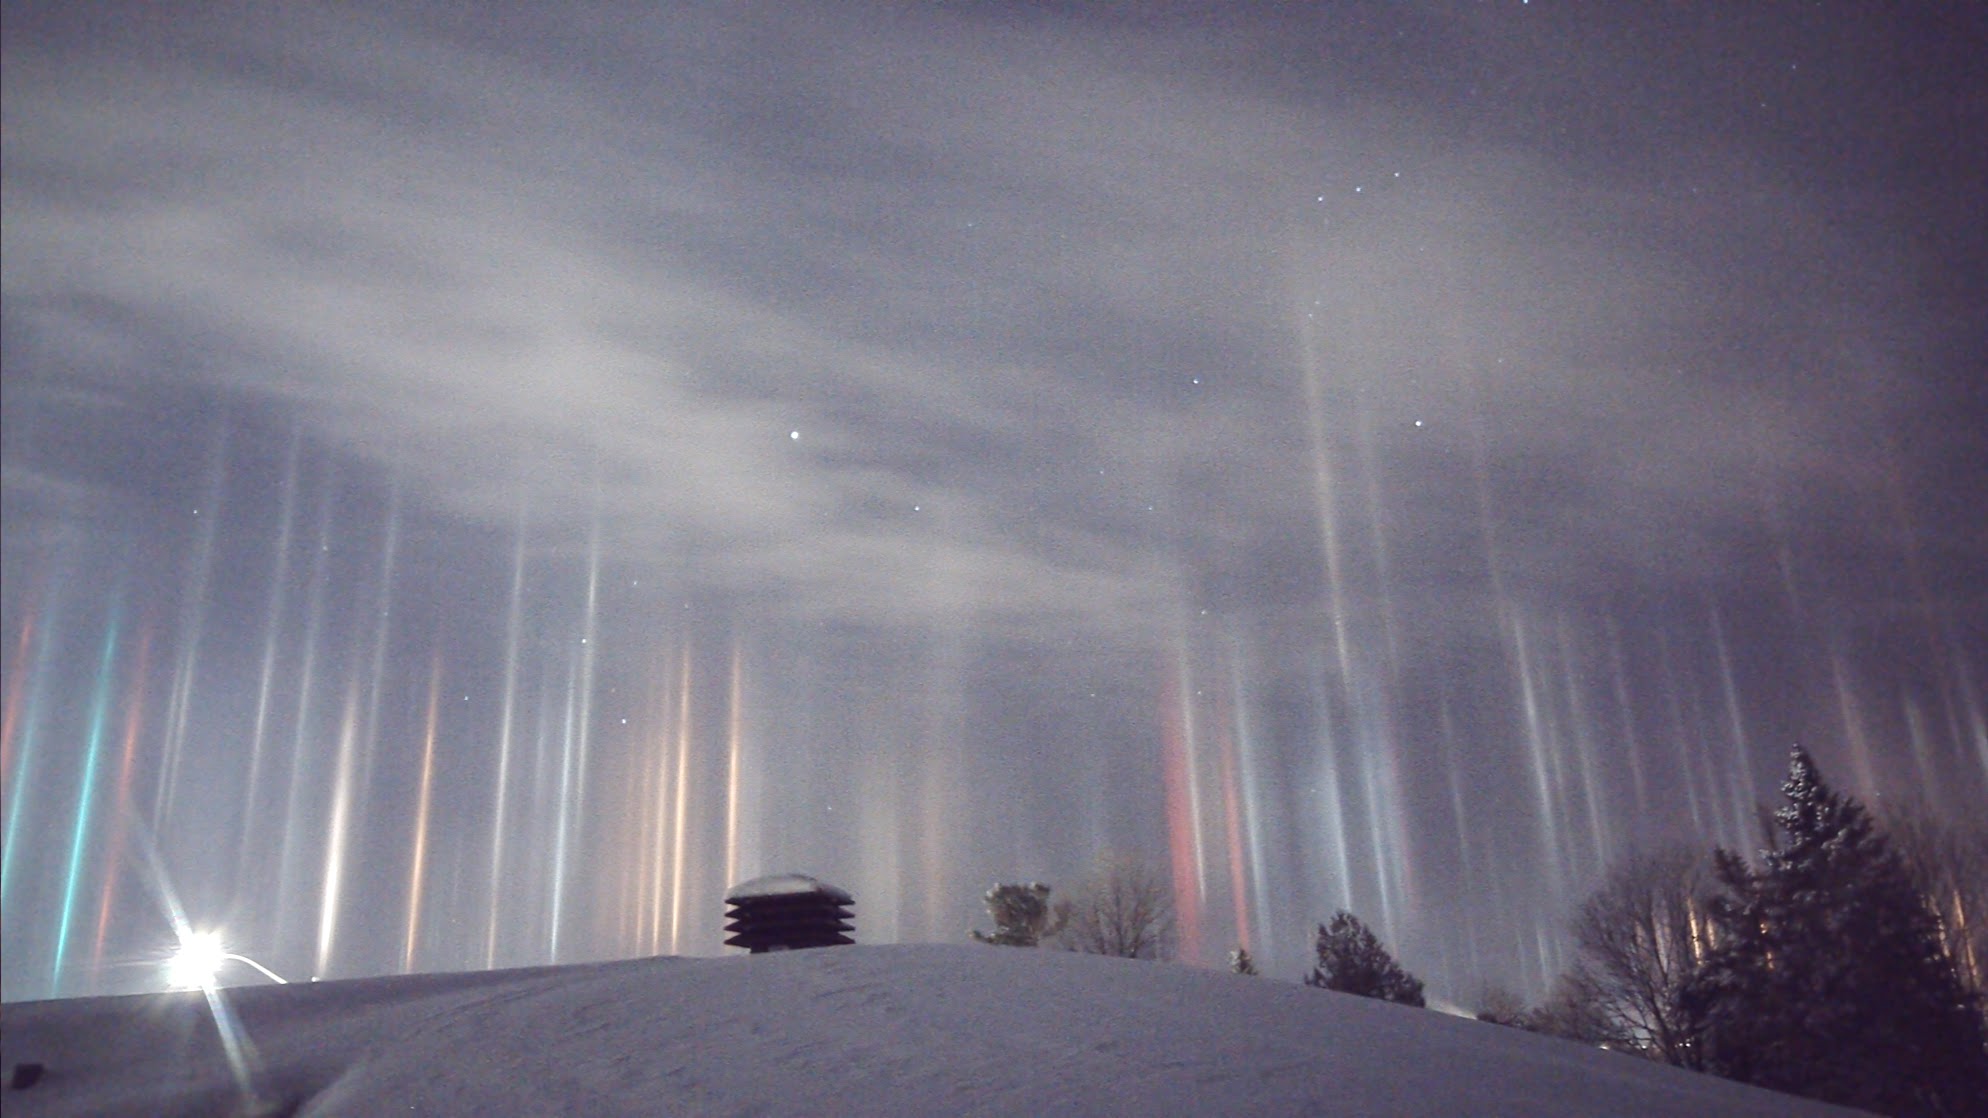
[723,875,855,953]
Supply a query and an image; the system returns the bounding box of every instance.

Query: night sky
[4,2,1984,1004]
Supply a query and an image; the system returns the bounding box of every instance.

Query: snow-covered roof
[724,874,853,903]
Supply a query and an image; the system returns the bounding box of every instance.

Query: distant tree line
[1477,747,1987,1118]
[970,854,1176,959]
[969,746,1986,1117]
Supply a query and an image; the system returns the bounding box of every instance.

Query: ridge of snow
[1,944,1857,1117]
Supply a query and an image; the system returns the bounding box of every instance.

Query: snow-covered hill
[2,944,1852,1116]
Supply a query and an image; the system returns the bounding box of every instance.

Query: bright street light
[166,930,288,990]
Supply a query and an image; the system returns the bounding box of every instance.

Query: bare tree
[1567,848,1712,1066]
[1056,854,1175,960]
[1527,971,1631,1049]
[1473,984,1529,1027]
[1880,801,1988,1000]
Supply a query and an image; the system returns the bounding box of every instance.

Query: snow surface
[724,874,854,903]
[1,944,1857,1116]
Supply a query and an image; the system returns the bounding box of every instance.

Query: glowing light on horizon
[167,930,230,990]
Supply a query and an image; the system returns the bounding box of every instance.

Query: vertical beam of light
[0,594,41,793]
[520,664,560,954]
[352,476,401,836]
[1927,621,1983,805]
[863,748,909,947]
[1227,640,1273,957]
[556,501,600,954]
[53,603,122,995]
[1358,733,1399,936]
[485,501,528,969]
[1954,641,1988,785]
[403,648,442,973]
[1605,616,1650,826]
[1762,482,1807,620]
[548,641,583,962]
[1464,371,1547,981]
[1361,671,1418,941]
[236,425,301,881]
[1306,651,1354,916]
[1295,311,1357,693]
[1160,646,1202,965]
[622,676,647,951]
[1214,687,1251,954]
[1707,603,1756,845]
[2,591,57,910]
[1508,609,1565,895]
[1556,615,1610,870]
[1828,636,1880,798]
[913,622,967,942]
[1655,631,1707,835]
[1466,384,1559,904]
[616,764,640,950]
[1902,697,1939,800]
[315,680,362,979]
[1437,690,1487,983]
[669,645,693,953]
[274,473,333,959]
[154,418,227,831]
[94,625,153,967]
[1881,445,1971,800]
[647,657,673,952]
[725,639,744,892]
[1291,309,1380,941]
[1352,404,1403,672]
[525,670,559,959]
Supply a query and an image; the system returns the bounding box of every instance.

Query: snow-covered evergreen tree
[970,882,1067,947]
[1304,911,1425,1007]
[1679,746,1988,1117]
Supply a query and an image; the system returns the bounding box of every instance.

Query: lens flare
[167,930,228,990]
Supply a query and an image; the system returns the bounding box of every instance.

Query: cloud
[2,0,1962,642]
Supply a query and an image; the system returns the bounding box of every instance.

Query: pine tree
[970,882,1067,947]
[1679,746,1988,1117]
[1229,946,1259,976]
[1304,911,1425,1007]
